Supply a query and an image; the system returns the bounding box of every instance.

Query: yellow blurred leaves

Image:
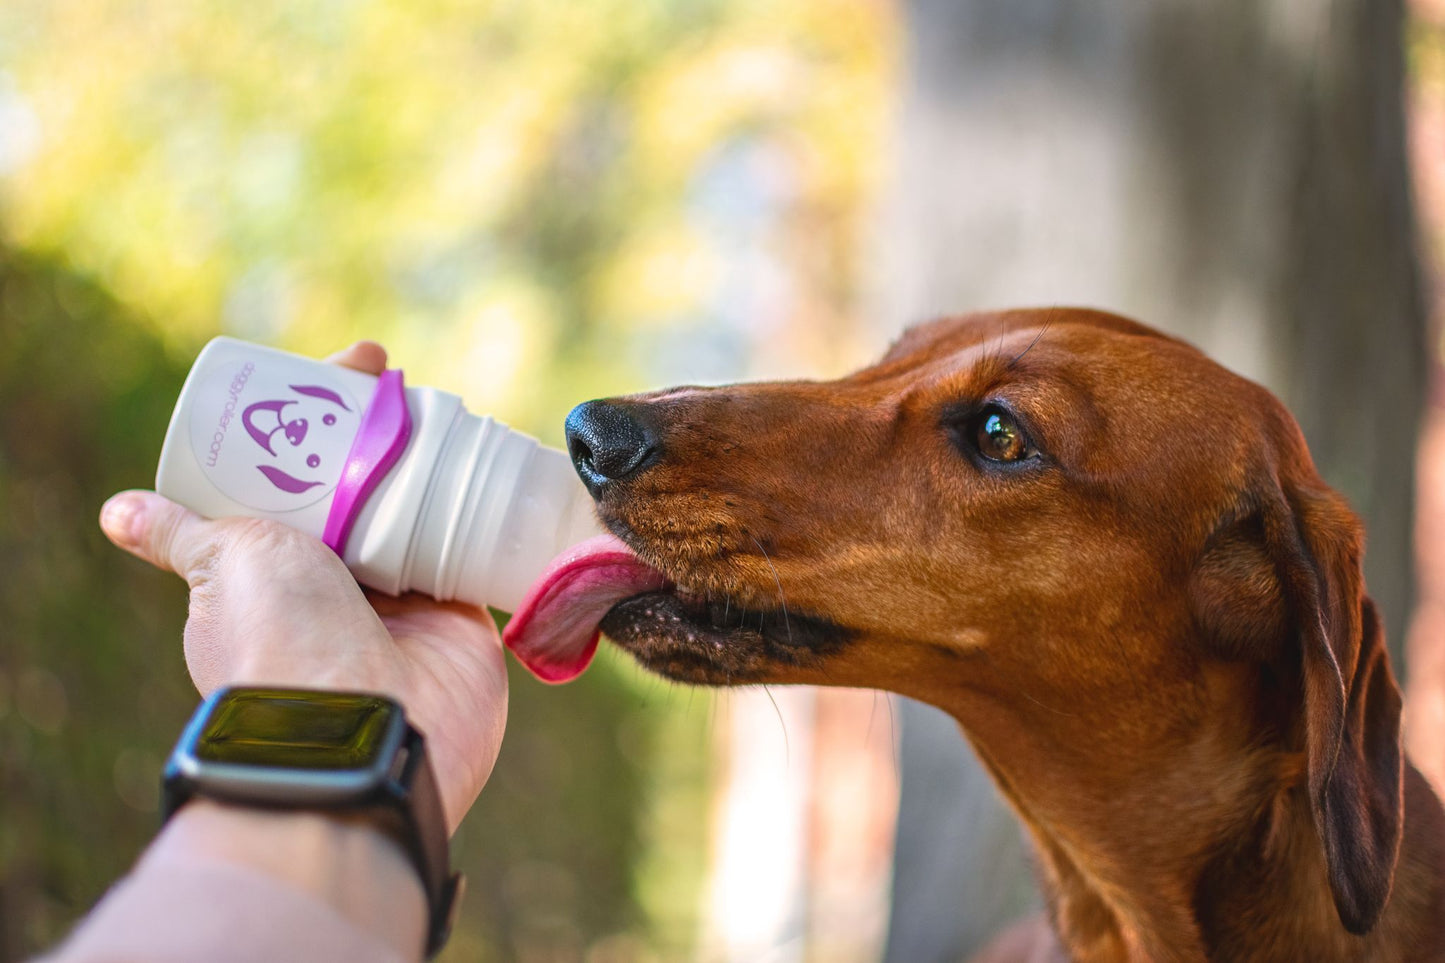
[0,0,893,428]
[596,223,721,327]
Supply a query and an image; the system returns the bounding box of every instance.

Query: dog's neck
[928,662,1444,963]
[951,697,1233,961]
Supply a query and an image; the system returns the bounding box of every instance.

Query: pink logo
[241,384,353,494]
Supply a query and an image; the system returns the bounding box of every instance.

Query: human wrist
[151,798,428,959]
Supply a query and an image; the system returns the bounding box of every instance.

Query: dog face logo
[190,358,363,514]
[241,384,355,494]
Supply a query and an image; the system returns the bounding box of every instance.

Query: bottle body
[156,337,601,612]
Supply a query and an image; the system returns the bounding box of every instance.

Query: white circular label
[188,359,363,513]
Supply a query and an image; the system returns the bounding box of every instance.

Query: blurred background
[1,0,1443,961]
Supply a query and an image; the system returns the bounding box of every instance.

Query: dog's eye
[974,408,1029,462]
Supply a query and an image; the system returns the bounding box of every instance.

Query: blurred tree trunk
[872,0,1426,959]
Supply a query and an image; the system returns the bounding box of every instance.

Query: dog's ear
[1190,475,1403,934]
[1259,481,1404,935]
[1189,509,1291,661]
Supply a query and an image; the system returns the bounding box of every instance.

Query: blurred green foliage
[0,0,890,958]
[0,249,195,954]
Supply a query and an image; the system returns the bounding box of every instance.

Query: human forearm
[45,800,427,963]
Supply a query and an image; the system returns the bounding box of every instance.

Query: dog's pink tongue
[502,534,669,683]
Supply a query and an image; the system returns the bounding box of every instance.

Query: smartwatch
[163,686,463,958]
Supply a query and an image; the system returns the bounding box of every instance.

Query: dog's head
[512,307,1404,934]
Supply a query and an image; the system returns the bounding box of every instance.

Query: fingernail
[100,494,143,547]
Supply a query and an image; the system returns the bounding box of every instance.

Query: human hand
[98,342,506,831]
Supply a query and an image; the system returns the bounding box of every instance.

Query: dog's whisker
[1019,688,1076,717]
[1010,309,1056,366]
[750,534,792,646]
[886,692,900,784]
[761,683,791,768]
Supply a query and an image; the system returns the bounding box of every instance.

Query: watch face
[195,689,400,771]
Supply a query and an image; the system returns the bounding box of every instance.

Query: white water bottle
[155,337,603,612]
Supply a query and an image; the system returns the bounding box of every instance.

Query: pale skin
[91,342,509,960]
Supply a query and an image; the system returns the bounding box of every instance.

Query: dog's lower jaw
[599,590,851,685]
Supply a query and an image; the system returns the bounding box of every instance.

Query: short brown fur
[587,308,1445,962]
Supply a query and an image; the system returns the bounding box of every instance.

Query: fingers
[100,490,225,585]
[325,341,387,375]
[367,591,504,646]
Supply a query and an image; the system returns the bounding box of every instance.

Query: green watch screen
[195,690,398,770]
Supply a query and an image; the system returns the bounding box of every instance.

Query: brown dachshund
[504,308,1445,961]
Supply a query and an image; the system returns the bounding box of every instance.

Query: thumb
[100,490,226,586]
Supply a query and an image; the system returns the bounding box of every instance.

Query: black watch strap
[391,725,465,958]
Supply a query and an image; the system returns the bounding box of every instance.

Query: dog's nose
[565,400,659,495]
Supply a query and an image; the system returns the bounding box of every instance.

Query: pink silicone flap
[322,369,413,556]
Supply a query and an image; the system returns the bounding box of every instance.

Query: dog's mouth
[502,533,850,684]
